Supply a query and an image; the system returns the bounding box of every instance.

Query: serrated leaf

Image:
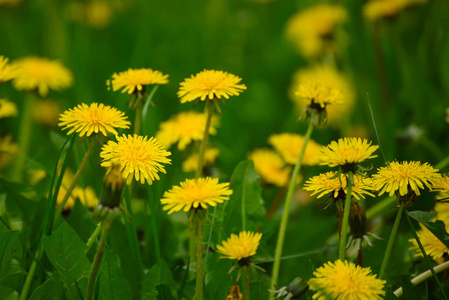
[98,248,132,300]
[28,277,65,300]
[141,260,177,300]
[43,222,91,289]
[407,210,449,248]
[0,231,24,282]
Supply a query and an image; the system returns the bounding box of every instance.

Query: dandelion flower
[182,148,219,173]
[177,69,246,103]
[57,186,98,211]
[59,102,131,137]
[308,260,385,300]
[432,175,449,201]
[216,231,262,261]
[28,169,47,185]
[363,0,427,21]
[156,111,219,150]
[269,133,322,166]
[249,149,291,187]
[319,137,378,168]
[0,98,18,118]
[304,171,375,201]
[0,135,19,170]
[372,161,440,197]
[160,177,232,214]
[101,134,171,185]
[33,99,62,126]
[0,56,18,83]
[108,68,168,94]
[12,56,73,97]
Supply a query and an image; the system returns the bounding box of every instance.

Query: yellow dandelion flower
[319,137,379,168]
[432,175,449,201]
[0,56,18,83]
[268,133,323,166]
[177,69,246,103]
[108,68,168,94]
[33,99,62,126]
[285,4,347,57]
[249,149,291,187]
[435,202,449,223]
[85,1,113,28]
[156,111,219,150]
[59,102,131,137]
[101,134,171,185]
[308,260,385,300]
[363,0,427,21]
[58,186,98,211]
[289,65,354,126]
[182,148,219,173]
[409,223,448,264]
[216,231,262,261]
[304,171,375,201]
[0,135,19,170]
[372,161,440,197]
[12,56,73,97]
[28,169,47,185]
[0,98,18,118]
[160,177,232,214]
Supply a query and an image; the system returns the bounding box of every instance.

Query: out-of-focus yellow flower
[249,149,291,187]
[432,175,449,201]
[285,4,346,58]
[33,99,62,126]
[68,1,113,28]
[182,148,219,173]
[363,0,427,21]
[28,169,47,185]
[268,133,322,166]
[0,56,18,82]
[289,65,354,127]
[156,111,219,151]
[0,135,19,170]
[0,98,18,118]
[57,186,98,211]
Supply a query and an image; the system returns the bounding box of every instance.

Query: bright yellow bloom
[0,56,18,82]
[304,172,375,201]
[0,135,19,170]
[59,102,131,137]
[285,4,346,57]
[108,68,168,94]
[156,111,219,150]
[12,56,73,97]
[269,133,322,166]
[160,177,232,214]
[216,231,262,261]
[57,186,98,211]
[101,134,171,185]
[249,149,291,187]
[33,99,62,126]
[178,69,246,103]
[319,137,379,168]
[363,0,427,21]
[308,260,385,300]
[290,65,354,126]
[372,161,440,197]
[0,98,18,118]
[432,175,449,201]
[182,148,219,173]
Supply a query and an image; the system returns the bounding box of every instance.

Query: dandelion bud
[100,164,125,208]
[349,201,367,239]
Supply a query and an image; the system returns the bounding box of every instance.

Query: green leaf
[98,248,132,300]
[28,277,65,300]
[43,222,91,289]
[407,211,438,224]
[0,286,19,300]
[399,274,419,300]
[407,210,449,248]
[141,260,178,300]
[0,231,24,283]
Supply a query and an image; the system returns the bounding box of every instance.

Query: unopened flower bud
[349,201,367,239]
[100,164,125,208]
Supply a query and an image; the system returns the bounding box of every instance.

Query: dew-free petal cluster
[177,69,246,103]
[0,55,18,83]
[108,68,169,94]
[160,177,232,214]
[319,137,379,167]
[269,133,322,166]
[59,102,131,137]
[0,98,18,118]
[216,231,262,261]
[372,161,440,197]
[101,134,171,185]
[308,260,385,300]
[249,149,291,187]
[182,148,220,173]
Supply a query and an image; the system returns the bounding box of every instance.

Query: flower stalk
[244,266,251,300]
[196,99,214,178]
[196,216,204,300]
[339,171,353,261]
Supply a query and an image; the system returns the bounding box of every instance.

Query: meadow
[1,0,449,299]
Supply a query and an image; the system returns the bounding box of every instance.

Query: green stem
[134,102,142,135]
[86,219,112,300]
[379,202,404,279]
[12,93,35,181]
[394,260,449,297]
[53,138,95,229]
[19,244,43,300]
[366,196,396,219]
[148,186,161,262]
[339,171,353,261]
[85,223,102,254]
[196,217,204,300]
[270,122,314,296]
[244,266,251,300]
[195,100,213,179]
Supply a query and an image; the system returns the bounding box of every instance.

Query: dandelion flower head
[269,133,323,166]
[372,161,440,197]
[156,111,219,150]
[432,175,449,201]
[0,56,18,83]
[319,137,378,168]
[0,99,18,118]
[182,148,219,173]
[59,102,131,137]
[34,99,62,126]
[12,56,73,97]
[308,260,385,300]
[363,0,427,21]
[108,68,168,94]
[177,69,246,103]
[0,135,19,170]
[249,149,291,187]
[101,134,171,185]
[160,177,232,214]
[216,231,262,261]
